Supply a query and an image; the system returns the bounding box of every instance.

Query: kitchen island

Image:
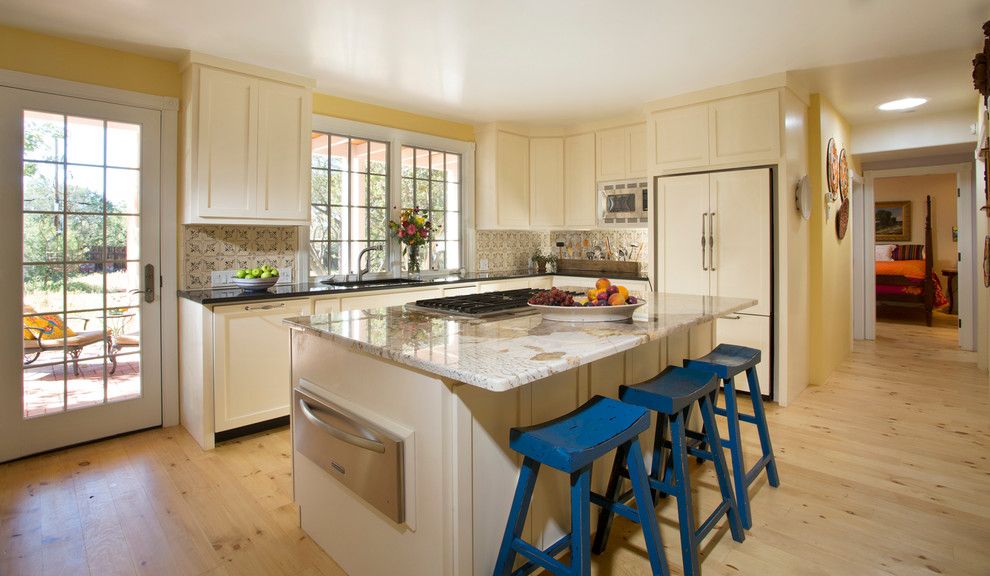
[284,292,754,576]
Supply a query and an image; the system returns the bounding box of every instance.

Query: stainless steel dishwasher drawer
[293,386,405,524]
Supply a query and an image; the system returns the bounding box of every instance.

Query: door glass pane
[21,111,143,419]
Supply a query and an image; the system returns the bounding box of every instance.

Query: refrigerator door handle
[709,211,717,271]
[701,212,708,271]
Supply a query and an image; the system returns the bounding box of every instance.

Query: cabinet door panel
[651,103,709,173]
[710,91,780,166]
[626,123,647,178]
[711,169,771,315]
[477,279,532,293]
[529,138,564,227]
[715,314,771,396]
[313,298,341,314]
[659,174,710,297]
[257,81,310,221]
[340,288,444,311]
[563,133,596,227]
[496,132,530,228]
[213,299,310,431]
[197,68,257,217]
[596,128,626,181]
[443,285,478,297]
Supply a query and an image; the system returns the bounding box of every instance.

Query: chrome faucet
[357,245,383,282]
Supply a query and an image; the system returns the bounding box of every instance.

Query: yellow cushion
[23,315,76,340]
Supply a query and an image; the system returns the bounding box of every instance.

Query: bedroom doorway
[856,163,975,350]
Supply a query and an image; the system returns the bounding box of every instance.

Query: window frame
[303,115,475,281]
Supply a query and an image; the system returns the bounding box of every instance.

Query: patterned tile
[475,229,650,276]
[183,225,298,289]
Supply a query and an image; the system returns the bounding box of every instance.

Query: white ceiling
[0,0,987,125]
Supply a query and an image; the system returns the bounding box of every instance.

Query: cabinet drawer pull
[722,314,741,320]
[701,212,708,271]
[298,398,385,453]
[245,302,286,311]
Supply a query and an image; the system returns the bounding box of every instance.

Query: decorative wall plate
[838,149,850,201]
[836,198,850,240]
[826,137,840,199]
[984,235,989,288]
[795,175,811,220]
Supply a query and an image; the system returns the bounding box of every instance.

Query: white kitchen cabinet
[596,123,647,182]
[340,288,444,311]
[477,278,535,293]
[551,275,651,293]
[312,297,341,315]
[212,298,311,432]
[563,133,597,227]
[529,138,564,228]
[443,284,479,297]
[529,276,553,290]
[182,57,312,225]
[656,174,711,297]
[651,103,710,173]
[476,127,530,229]
[649,90,779,174]
[715,314,771,395]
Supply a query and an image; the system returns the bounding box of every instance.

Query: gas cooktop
[406,288,549,318]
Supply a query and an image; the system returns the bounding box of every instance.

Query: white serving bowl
[232,276,278,291]
[527,300,646,322]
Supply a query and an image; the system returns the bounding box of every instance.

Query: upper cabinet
[529,137,564,228]
[649,90,780,174]
[563,133,596,227]
[476,128,530,229]
[182,55,313,225]
[596,123,647,182]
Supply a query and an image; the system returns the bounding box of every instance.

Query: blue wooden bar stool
[493,395,668,576]
[684,343,780,530]
[593,366,744,576]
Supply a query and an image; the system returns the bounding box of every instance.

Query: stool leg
[722,376,752,530]
[493,456,540,576]
[626,437,670,576]
[592,442,630,555]
[745,367,780,488]
[570,466,593,576]
[669,409,699,576]
[650,413,669,502]
[699,393,744,544]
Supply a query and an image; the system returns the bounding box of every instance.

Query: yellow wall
[312,93,473,142]
[807,94,854,385]
[0,25,182,97]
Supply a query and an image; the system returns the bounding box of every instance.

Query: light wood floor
[2,320,988,576]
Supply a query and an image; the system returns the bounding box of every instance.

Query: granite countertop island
[288,291,754,576]
[284,292,754,392]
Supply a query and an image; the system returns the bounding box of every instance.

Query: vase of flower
[389,207,440,280]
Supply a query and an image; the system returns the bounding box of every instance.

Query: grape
[528,288,579,307]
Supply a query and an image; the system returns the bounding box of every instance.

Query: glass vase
[406,244,421,279]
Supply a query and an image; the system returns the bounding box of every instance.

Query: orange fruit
[608,293,626,306]
[595,278,611,291]
[586,288,598,301]
[616,285,629,300]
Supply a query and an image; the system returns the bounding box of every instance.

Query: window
[400,146,460,271]
[307,117,473,279]
[310,133,389,276]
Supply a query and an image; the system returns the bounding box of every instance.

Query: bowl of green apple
[232,265,280,291]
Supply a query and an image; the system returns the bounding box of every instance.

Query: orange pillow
[23,315,76,340]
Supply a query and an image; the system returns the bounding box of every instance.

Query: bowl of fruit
[232,265,280,291]
[527,279,645,322]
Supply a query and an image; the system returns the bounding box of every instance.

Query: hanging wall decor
[983,235,989,288]
[838,149,850,201]
[836,198,850,240]
[826,138,840,200]
[973,20,990,217]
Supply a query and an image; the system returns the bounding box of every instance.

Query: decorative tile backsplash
[475,229,650,276]
[182,225,298,289]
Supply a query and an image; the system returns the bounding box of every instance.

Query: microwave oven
[598,180,649,227]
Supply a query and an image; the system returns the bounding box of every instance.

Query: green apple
[251,268,262,277]
[260,272,272,279]
[271,269,279,277]
[235,270,246,279]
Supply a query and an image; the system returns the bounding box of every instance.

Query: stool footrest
[511,535,571,576]
[647,476,677,497]
[745,453,775,486]
[695,499,733,542]
[591,491,641,523]
[713,406,758,425]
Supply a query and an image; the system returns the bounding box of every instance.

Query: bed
[875,196,947,326]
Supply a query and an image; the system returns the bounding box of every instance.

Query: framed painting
[875,201,912,241]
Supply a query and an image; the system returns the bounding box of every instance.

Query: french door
[0,86,163,462]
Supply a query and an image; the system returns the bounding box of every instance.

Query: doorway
[855,163,975,349]
[0,86,163,462]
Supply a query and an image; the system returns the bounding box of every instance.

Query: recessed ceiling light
[877,97,927,111]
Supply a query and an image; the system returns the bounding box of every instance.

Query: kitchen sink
[319,278,422,288]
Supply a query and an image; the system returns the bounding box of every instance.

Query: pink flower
[398,230,406,238]
[406,223,416,235]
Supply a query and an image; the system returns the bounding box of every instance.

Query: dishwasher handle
[297,398,386,453]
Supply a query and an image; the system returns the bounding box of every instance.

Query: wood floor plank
[0,317,986,575]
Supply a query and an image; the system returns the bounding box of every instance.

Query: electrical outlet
[210,270,229,287]
[276,268,292,284]
[479,258,489,271]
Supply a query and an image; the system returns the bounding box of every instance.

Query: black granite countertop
[177,269,652,305]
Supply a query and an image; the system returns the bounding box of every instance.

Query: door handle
[701,212,708,271]
[709,212,716,271]
[128,264,155,303]
[297,398,385,453]
[244,302,286,311]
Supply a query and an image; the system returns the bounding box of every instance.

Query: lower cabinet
[312,297,341,315]
[339,288,443,311]
[551,275,651,293]
[212,299,311,433]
